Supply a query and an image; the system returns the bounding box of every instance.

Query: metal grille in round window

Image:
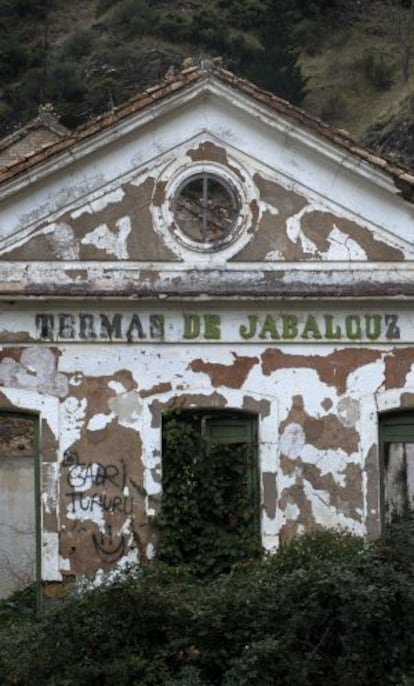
[174,173,239,246]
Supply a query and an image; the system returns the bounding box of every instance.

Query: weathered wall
[0,304,413,584]
[0,141,409,265]
[0,76,414,589]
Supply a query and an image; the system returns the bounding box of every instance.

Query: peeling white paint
[325,225,367,260]
[279,423,306,458]
[43,532,62,580]
[66,499,106,532]
[81,216,131,258]
[108,390,141,425]
[60,396,87,456]
[87,412,114,431]
[108,380,128,394]
[71,187,125,219]
[337,397,360,427]
[42,463,59,513]
[1,74,414,591]
[43,222,80,259]
[303,481,364,534]
[0,348,68,398]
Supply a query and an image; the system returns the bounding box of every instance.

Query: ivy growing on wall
[156,410,261,578]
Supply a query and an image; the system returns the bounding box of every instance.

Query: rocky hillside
[0,0,413,168]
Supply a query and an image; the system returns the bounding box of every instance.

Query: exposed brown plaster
[278,517,303,544]
[41,418,59,463]
[365,443,381,539]
[68,375,116,421]
[3,175,178,262]
[261,348,382,395]
[305,461,362,520]
[279,485,319,544]
[301,211,404,261]
[400,392,414,408]
[0,390,13,407]
[254,174,308,216]
[279,453,362,534]
[152,179,167,208]
[60,422,145,578]
[242,395,271,418]
[140,382,172,398]
[187,141,228,165]
[149,391,227,428]
[0,331,35,343]
[43,581,75,600]
[2,233,57,261]
[384,348,414,389]
[321,398,333,411]
[124,178,178,260]
[262,472,277,518]
[0,346,62,366]
[113,370,139,393]
[280,395,359,454]
[190,353,259,389]
[234,175,308,261]
[307,413,358,453]
[249,198,260,230]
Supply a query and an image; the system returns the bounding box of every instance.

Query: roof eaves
[209,64,414,195]
[0,67,205,185]
[0,60,414,198]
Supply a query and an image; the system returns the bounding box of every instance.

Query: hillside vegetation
[0,0,413,166]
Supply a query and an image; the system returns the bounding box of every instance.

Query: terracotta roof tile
[0,60,413,196]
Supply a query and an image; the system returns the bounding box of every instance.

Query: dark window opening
[174,174,239,245]
[380,411,414,522]
[158,409,260,576]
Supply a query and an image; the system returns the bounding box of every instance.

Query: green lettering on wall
[345,315,361,340]
[324,315,342,340]
[259,314,280,340]
[365,314,381,341]
[301,314,322,340]
[204,315,221,340]
[239,315,258,340]
[282,314,298,340]
[183,314,200,339]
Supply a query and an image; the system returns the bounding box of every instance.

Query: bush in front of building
[1,521,414,685]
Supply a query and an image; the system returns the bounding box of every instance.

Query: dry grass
[301,1,414,140]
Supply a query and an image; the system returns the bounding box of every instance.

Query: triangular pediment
[0,63,413,298]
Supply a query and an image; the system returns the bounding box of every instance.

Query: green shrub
[1,526,414,685]
[226,0,266,30]
[156,12,194,43]
[110,0,154,37]
[59,29,96,62]
[0,35,30,81]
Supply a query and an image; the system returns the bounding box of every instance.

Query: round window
[174,173,239,246]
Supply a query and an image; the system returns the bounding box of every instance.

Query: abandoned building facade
[1,61,414,597]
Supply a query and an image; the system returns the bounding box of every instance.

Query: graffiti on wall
[62,450,135,562]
